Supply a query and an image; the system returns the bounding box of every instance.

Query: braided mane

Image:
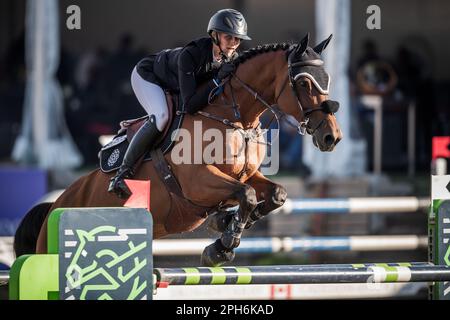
[233,43,292,67]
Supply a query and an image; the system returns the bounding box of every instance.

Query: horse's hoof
[201,240,235,267]
[207,211,233,233]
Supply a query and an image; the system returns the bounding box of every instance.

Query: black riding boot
[108,115,161,198]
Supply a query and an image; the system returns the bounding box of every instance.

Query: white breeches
[131,67,169,131]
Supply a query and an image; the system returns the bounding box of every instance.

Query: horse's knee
[236,185,258,213]
[271,184,287,208]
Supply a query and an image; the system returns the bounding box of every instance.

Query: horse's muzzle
[313,130,342,152]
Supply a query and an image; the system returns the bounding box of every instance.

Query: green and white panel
[431,175,450,300]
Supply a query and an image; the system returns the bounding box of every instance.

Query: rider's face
[217,32,241,58]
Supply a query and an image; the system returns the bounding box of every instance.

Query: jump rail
[153,235,428,255]
[0,270,8,284]
[275,197,430,215]
[155,263,450,286]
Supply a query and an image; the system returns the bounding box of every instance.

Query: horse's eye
[299,80,308,88]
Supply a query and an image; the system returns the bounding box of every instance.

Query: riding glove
[217,63,236,81]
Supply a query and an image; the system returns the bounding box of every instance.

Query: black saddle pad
[99,97,185,173]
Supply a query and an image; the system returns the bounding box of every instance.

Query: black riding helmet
[207,9,251,41]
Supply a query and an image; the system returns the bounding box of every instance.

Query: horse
[17,33,342,267]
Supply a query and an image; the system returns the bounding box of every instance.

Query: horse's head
[275,33,343,151]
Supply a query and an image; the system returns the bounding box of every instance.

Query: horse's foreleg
[219,182,258,249]
[207,170,287,233]
[244,170,287,229]
[178,164,258,242]
[176,164,258,266]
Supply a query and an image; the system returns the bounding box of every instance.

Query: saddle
[99,91,185,197]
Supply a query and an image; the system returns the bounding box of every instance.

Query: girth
[150,148,184,198]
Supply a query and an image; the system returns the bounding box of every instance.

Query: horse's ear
[313,34,333,55]
[295,32,310,56]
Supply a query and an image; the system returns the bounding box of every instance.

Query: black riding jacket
[135,37,236,114]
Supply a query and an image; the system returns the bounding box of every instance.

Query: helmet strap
[211,32,230,63]
[209,32,220,45]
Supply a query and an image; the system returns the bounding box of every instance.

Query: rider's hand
[217,62,236,81]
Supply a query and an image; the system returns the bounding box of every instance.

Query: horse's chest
[215,130,267,180]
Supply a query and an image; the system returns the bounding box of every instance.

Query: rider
[108,9,251,198]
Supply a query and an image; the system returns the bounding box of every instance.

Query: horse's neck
[206,51,285,130]
[235,52,284,129]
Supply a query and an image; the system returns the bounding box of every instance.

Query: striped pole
[153,235,427,255]
[155,263,450,286]
[430,175,450,299]
[275,197,430,215]
[0,270,8,285]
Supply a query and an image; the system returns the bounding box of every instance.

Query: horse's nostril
[324,134,335,147]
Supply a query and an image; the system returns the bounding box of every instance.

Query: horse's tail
[13,202,53,257]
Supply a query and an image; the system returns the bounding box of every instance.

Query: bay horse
[19,33,342,267]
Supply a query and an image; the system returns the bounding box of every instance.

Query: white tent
[12,0,82,169]
[303,0,366,178]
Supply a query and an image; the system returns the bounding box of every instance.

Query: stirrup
[108,166,134,197]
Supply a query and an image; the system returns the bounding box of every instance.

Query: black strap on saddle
[150,148,184,198]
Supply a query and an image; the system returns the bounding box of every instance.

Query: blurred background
[1,0,450,299]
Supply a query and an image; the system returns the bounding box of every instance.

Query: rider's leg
[108,116,161,198]
[108,67,168,198]
[129,67,169,132]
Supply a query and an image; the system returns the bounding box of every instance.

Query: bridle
[194,45,340,180]
[284,50,339,135]
[199,45,340,142]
